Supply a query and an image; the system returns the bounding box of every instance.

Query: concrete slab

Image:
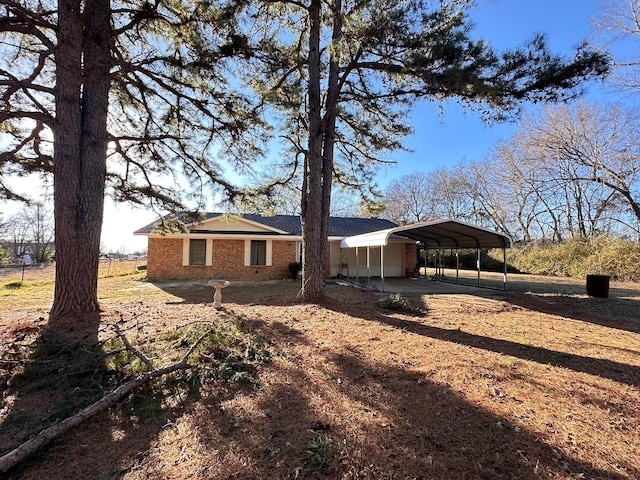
[342,277,513,298]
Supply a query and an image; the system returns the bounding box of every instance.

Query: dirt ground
[1,263,639,479]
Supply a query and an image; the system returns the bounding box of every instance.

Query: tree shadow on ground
[377,311,639,387]
[503,290,640,334]
[399,276,640,334]
[2,298,636,478]
[329,351,636,479]
[161,316,635,479]
[0,317,253,479]
[147,279,303,307]
[150,276,640,336]
[146,279,640,385]
[0,324,135,478]
[330,292,640,389]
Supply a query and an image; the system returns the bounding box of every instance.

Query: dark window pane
[251,240,266,266]
[189,239,206,265]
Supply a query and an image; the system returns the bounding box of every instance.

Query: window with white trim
[250,240,267,266]
[189,239,207,266]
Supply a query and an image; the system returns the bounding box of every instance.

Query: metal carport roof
[340,219,512,249]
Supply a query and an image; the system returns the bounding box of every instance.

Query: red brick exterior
[146,237,298,281]
[146,236,415,281]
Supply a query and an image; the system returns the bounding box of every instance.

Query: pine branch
[0,329,214,474]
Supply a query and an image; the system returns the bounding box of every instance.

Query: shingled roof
[135,213,398,238]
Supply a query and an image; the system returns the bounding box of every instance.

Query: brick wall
[146,237,298,281]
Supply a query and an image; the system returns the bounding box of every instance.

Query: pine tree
[243,0,609,301]
[1,0,255,329]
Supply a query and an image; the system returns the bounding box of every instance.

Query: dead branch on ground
[0,329,212,474]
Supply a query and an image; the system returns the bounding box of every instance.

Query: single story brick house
[135,213,417,281]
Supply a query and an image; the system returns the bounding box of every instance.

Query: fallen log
[0,330,211,474]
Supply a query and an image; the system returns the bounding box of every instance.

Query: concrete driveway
[338,276,513,298]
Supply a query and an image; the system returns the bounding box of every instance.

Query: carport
[340,219,513,292]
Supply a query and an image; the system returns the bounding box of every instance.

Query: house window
[189,239,207,266]
[250,240,267,266]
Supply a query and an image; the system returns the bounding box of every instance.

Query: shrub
[288,262,301,279]
[380,293,408,311]
[0,245,10,266]
[504,236,640,282]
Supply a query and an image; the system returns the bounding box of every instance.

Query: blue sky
[376,0,616,185]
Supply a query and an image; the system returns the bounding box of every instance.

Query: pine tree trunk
[300,0,344,303]
[50,0,111,330]
[300,0,325,303]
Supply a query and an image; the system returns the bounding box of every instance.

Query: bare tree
[26,204,54,262]
[522,102,640,235]
[595,0,640,92]
[481,102,640,240]
[383,173,433,225]
[4,211,30,259]
[1,204,54,261]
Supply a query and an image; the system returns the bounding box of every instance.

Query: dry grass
[1,264,639,479]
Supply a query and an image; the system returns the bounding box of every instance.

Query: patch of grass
[117,384,164,423]
[304,431,335,471]
[499,355,519,366]
[102,270,140,278]
[4,281,24,289]
[322,370,340,381]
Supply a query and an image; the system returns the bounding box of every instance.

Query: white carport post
[422,245,427,278]
[455,249,460,284]
[367,246,371,285]
[503,247,508,291]
[380,245,385,292]
[476,248,481,287]
[355,246,359,283]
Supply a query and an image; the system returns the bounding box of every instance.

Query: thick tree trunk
[300,0,325,302]
[300,0,345,303]
[319,0,343,264]
[50,0,111,329]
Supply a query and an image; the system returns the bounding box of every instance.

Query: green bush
[288,261,301,279]
[0,245,10,266]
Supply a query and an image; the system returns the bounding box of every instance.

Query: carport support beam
[477,248,481,287]
[503,247,508,291]
[380,245,385,292]
[423,246,427,278]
